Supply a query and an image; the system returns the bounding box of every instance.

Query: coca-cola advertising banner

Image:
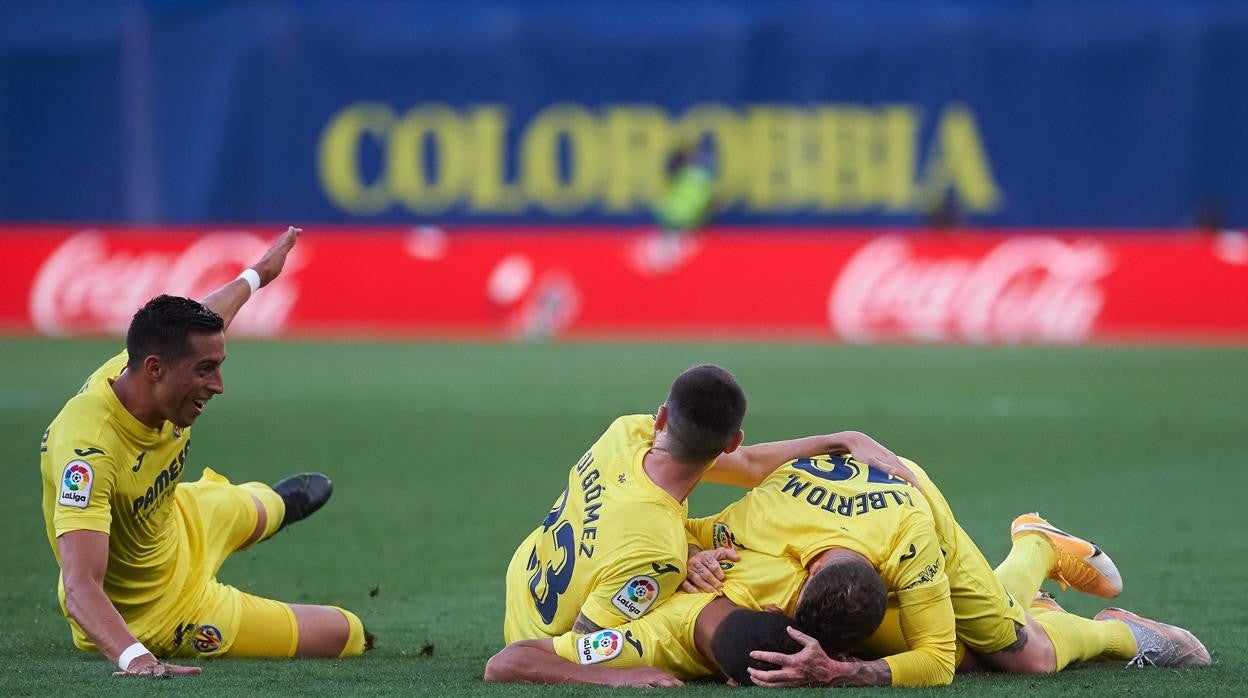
[3,227,1246,343]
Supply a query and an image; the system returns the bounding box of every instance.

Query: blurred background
[3,3,1247,693]
[2,0,1246,342]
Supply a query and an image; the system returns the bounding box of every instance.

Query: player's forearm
[810,658,895,687]
[484,644,618,686]
[707,434,853,488]
[881,650,955,687]
[199,278,253,331]
[63,578,146,664]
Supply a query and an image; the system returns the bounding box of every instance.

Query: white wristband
[118,641,150,671]
[237,268,261,294]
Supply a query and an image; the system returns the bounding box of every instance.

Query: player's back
[503,415,689,642]
[700,455,944,593]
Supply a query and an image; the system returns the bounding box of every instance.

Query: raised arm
[199,226,301,331]
[58,530,200,677]
[704,431,917,489]
[484,638,681,687]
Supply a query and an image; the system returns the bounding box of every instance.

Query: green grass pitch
[2,339,1246,696]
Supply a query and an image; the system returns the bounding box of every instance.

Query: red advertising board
[2,226,1245,343]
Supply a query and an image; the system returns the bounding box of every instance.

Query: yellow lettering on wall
[746,106,813,210]
[815,107,877,210]
[315,100,1002,218]
[676,104,745,208]
[920,104,1001,212]
[601,106,671,212]
[388,104,468,214]
[877,107,919,210]
[317,102,396,215]
[465,106,523,213]
[522,104,603,214]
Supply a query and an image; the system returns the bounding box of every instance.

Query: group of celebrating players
[40,229,1209,684]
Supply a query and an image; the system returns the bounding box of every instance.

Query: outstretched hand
[111,653,201,677]
[250,226,302,288]
[681,546,740,593]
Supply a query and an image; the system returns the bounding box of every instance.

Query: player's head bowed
[662,364,747,463]
[709,609,805,686]
[795,555,888,655]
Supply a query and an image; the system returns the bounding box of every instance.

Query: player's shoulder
[602,503,687,553]
[601,414,657,441]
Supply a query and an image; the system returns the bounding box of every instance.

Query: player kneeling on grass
[38,228,369,677]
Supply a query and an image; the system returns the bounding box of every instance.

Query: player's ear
[722,429,744,455]
[142,354,164,381]
[655,404,669,430]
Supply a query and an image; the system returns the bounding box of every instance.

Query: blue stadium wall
[3,0,1247,227]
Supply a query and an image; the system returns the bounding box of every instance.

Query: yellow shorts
[942,519,1027,653]
[855,461,1026,658]
[157,467,293,658]
[502,528,548,643]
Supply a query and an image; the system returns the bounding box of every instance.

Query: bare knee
[982,621,1057,674]
[291,604,350,657]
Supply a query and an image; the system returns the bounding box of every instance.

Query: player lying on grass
[485,456,1209,687]
[487,546,840,687]
[690,455,1207,686]
[501,364,913,646]
[39,228,368,677]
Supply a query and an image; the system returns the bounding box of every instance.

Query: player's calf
[977,619,1057,674]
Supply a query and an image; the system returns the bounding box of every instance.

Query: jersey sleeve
[684,513,720,551]
[579,548,686,629]
[552,621,653,669]
[48,438,118,537]
[877,513,957,686]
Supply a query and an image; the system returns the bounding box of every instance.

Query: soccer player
[500,365,910,645]
[728,457,1210,687]
[485,507,1209,687]
[39,228,368,677]
[487,546,817,687]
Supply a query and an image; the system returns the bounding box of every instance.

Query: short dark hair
[795,557,888,654]
[709,610,803,686]
[126,295,224,370]
[664,364,746,463]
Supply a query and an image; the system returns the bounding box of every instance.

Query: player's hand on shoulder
[111,652,201,678]
[681,546,739,593]
[833,431,921,490]
[250,226,302,287]
[610,667,683,687]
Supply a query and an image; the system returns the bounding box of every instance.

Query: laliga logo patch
[612,575,658,618]
[59,460,93,508]
[192,624,223,653]
[577,629,623,665]
[712,521,736,551]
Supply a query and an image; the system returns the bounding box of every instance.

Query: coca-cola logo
[830,236,1113,343]
[30,231,303,337]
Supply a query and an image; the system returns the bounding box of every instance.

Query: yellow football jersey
[503,415,689,641]
[40,350,196,647]
[552,548,808,680]
[688,455,946,595]
[688,455,957,687]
